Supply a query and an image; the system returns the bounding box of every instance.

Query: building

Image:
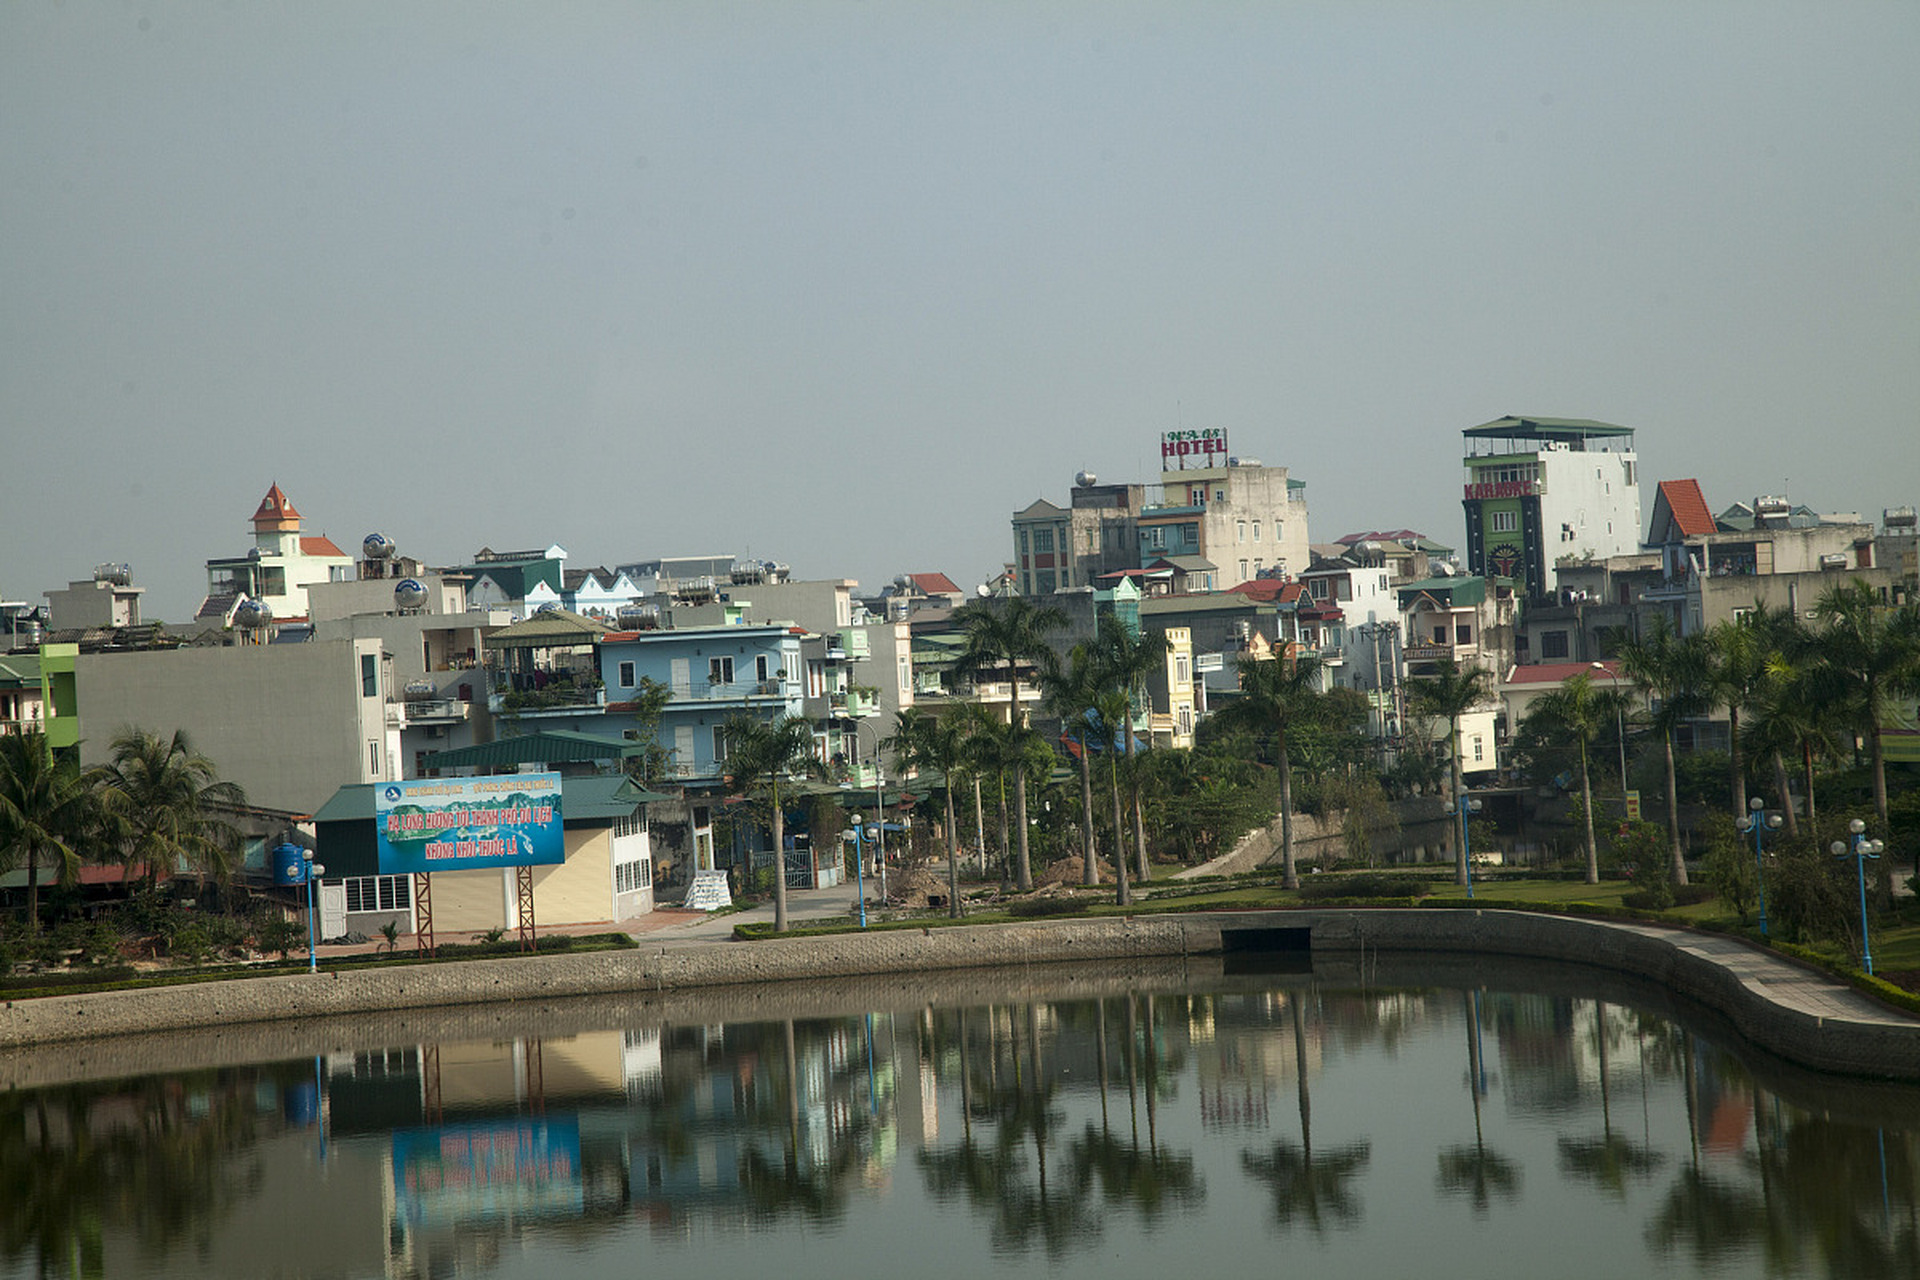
[1460,416,1642,602]
[1140,456,1310,589]
[1010,475,1150,597]
[44,564,145,630]
[198,483,354,625]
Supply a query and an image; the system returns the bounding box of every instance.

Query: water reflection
[9,963,1920,1279]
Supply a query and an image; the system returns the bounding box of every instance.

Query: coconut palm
[1092,616,1169,883]
[951,598,1068,891]
[1036,644,1107,889]
[722,713,823,933]
[97,728,247,888]
[1214,652,1326,890]
[887,706,969,918]
[1093,688,1135,906]
[1527,672,1622,883]
[1616,619,1713,886]
[0,731,99,928]
[1811,579,1920,825]
[1407,658,1497,886]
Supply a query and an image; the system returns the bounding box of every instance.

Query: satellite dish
[977,583,992,598]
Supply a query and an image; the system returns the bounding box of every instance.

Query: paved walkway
[1612,918,1911,1027]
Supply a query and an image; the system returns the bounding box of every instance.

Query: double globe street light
[1831,819,1886,975]
[1736,795,1784,937]
[1446,787,1482,899]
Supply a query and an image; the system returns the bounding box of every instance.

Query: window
[1490,510,1518,534]
[1433,626,1447,645]
[615,856,652,895]
[367,741,380,773]
[1541,630,1569,659]
[1175,656,1191,682]
[618,661,636,688]
[708,656,734,684]
[755,654,770,683]
[1237,521,1247,542]
[1215,488,1225,501]
[1471,736,1484,762]
[1034,528,1054,553]
[1240,559,1249,580]
[1252,522,1261,541]
[712,724,728,763]
[361,653,378,697]
[344,875,410,913]
[1456,624,1473,645]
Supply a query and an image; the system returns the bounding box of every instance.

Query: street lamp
[1446,788,1482,899]
[1831,819,1886,974]
[849,717,887,907]
[301,849,327,973]
[1736,795,1783,936]
[1591,661,1629,814]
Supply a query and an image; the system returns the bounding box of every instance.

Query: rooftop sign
[1162,428,1227,469]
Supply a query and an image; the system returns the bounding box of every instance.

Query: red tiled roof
[1227,579,1304,604]
[252,482,299,524]
[1657,479,1716,538]
[1503,660,1624,687]
[301,535,348,558]
[909,572,962,595]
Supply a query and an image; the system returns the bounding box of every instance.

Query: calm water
[6,956,1920,1280]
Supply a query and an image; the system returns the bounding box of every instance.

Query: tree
[0,732,97,929]
[1811,579,1920,825]
[722,714,822,933]
[1092,616,1169,883]
[1213,652,1326,890]
[887,706,969,918]
[1407,658,1496,886]
[1036,644,1107,889]
[1093,688,1134,906]
[1741,617,1840,837]
[951,597,1067,891]
[1617,619,1713,886]
[1527,672,1624,884]
[97,728,247,888]
[1701,610,1778,816]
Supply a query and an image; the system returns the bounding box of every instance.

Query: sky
[4,1,1916,622]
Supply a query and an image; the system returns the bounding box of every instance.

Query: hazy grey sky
[5,2,1916,621]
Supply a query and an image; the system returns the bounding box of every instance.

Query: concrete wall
[7,909,1920,1082]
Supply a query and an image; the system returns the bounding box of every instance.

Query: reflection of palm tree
[1435,990,1521,1214]
[1242,997,1371,1233]
[1557,1000,1664,1198]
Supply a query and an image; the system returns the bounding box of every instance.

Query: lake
[4,952,1916,1279]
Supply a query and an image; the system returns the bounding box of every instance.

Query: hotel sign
[1464,480,1536,500]
[1162,428,1228,468]
[376,773,565,875]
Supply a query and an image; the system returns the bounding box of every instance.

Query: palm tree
[1092,616,1169,883]
[1214,651,1326,890]
[1093,688,1134,906]
[97,728,247,888]
[952,598,1067,891]
[1617,619,1713,886]
[1407,658,1496,886]
[1701,610,1780,816]
[722,713,823,933]
[0,731,98,928]
[1527,672,1620,884]
[1036,644,1106,889]
[887,706,969,918]
[1811,579,1920,825]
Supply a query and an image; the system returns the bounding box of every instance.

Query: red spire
[251,483,302,530]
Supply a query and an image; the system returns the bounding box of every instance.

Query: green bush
[1298,873,1430,901]
[1007,898,1085,919]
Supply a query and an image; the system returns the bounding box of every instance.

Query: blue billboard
[375,773,565,874]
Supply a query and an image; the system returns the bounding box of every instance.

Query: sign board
[376,774,564,875]
[1463,480,1537,500]
[683,869,733,912]
[1161,428,1228,469]
[1625,789,1642,823]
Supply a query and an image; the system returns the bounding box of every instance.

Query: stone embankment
[3,908,1917,1082]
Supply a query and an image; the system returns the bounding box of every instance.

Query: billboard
[376,773,564,875]
[392,1118,583,1227]
[1161,427,1228,469]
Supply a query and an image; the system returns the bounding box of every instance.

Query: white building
[1461,417,1641,602]
[198,483,354,624]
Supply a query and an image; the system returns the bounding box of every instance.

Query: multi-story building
[197,483,354,624]
[44,564,145,630]
[1139,457,1310,588]
[1461,416,1642,602]
[1010,474,1149,597]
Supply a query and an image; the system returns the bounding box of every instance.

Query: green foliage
[255,914,303,960]
[1607,821,1673,908]
[1006,897,1087,918]
[1296,873,1431,901]
[1698,812,1756,922]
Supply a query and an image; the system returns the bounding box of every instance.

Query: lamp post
[1736,795,1783,937]
[1447,788,1482,899]
[850,717,887,907]
[1591,661,1629,813]
[301,849,327,974]
[1831,819,1886,974]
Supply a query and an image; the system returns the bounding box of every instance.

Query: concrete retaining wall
[5,908,1919,1083]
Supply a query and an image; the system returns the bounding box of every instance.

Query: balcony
[392,697,470,727]
[488,673,607,716]
[830,689,879,718]
[667,678,793,705]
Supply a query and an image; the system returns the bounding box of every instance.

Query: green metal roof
[1397,575,1488,606]
[481,608,609,650]
[1463,416,1634,441]
[421,730,645,771]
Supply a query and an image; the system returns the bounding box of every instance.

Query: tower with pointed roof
[198,483,353,625]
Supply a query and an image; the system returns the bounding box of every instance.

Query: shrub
[1007,898,1086,919]
[1298,873,1431,901]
